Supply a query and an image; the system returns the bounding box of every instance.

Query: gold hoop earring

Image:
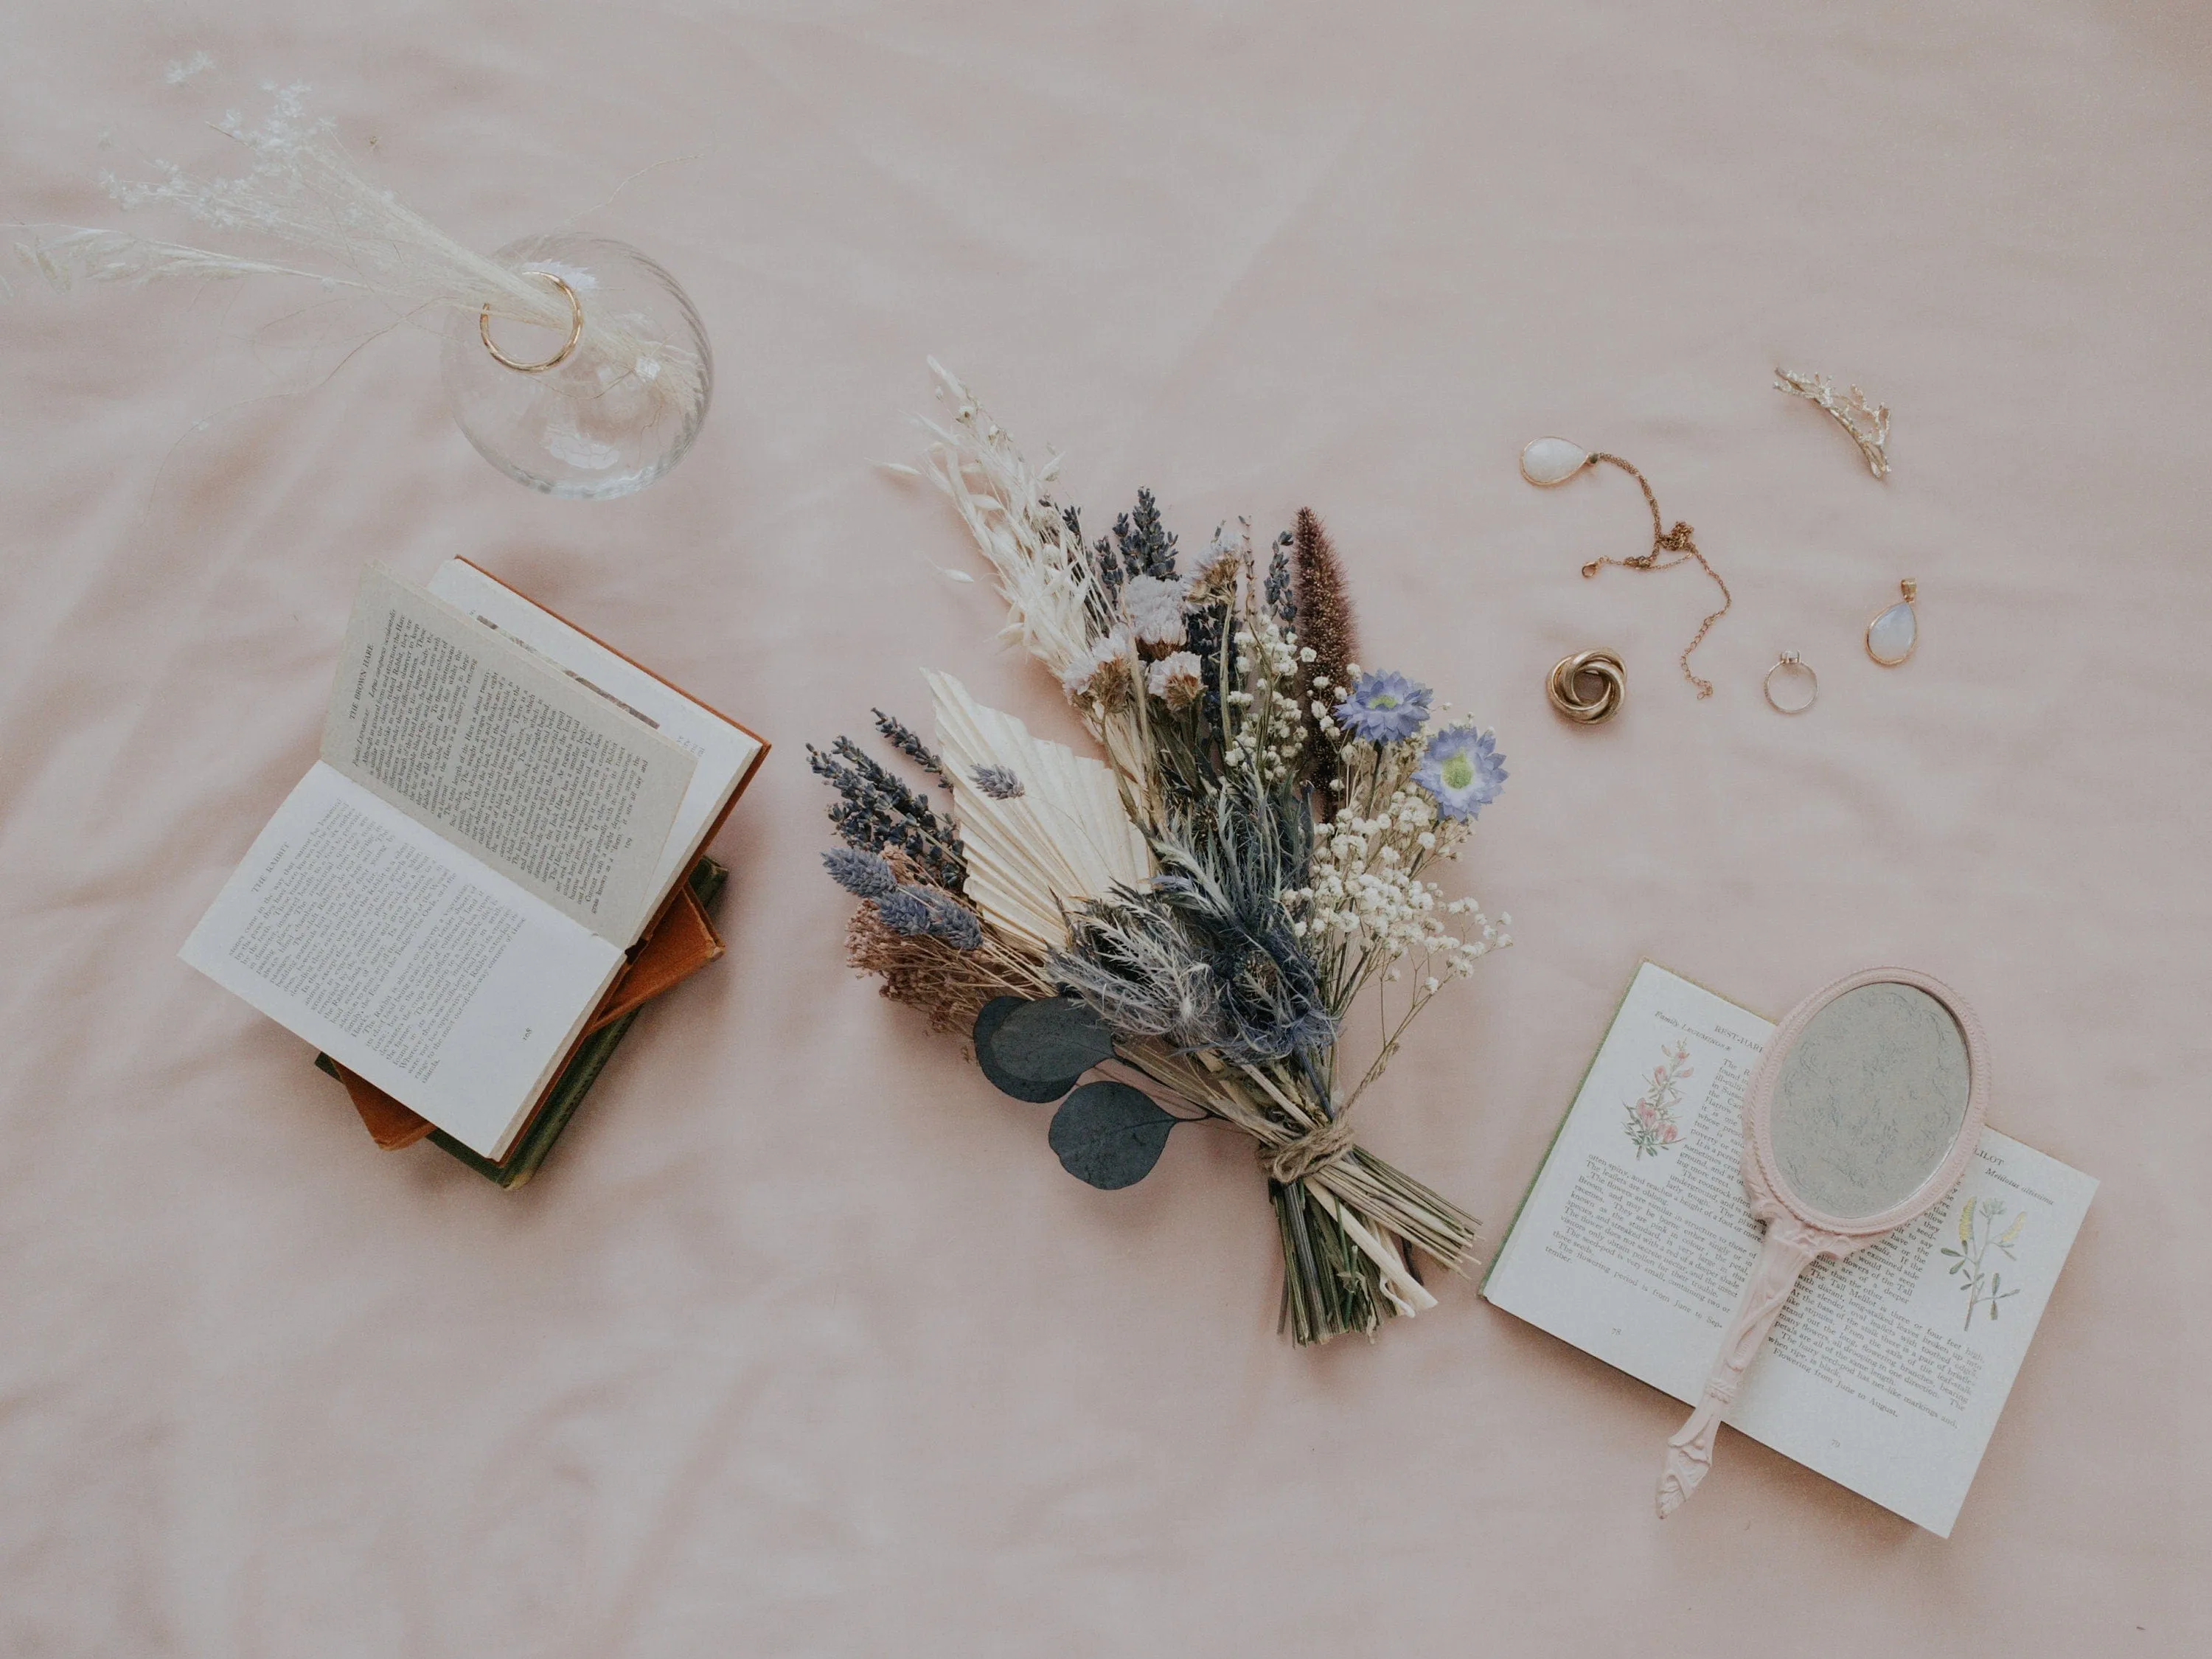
[479,269,584,373]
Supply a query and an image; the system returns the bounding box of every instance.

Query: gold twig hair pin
[1773,367,1890,479]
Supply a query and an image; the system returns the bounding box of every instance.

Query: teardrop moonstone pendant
[1520,437,1590,487]
[1866,579,1919,665]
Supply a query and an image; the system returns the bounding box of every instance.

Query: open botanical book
[181,561,765,1162]
[1482,961,2095,1536]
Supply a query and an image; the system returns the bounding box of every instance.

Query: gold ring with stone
[1548,649,1626,724]
[1763,651,1818,714]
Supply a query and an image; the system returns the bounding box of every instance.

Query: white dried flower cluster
[1060,627,1135,703]
[1183,527,1243,606]
[1122,574,1190,655]
[1224,615,1309,785]
[1307,666,1348,751]
[1287,793,1503,977]
[1147,650,1204,710]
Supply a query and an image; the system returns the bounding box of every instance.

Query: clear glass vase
[440,232,712,500]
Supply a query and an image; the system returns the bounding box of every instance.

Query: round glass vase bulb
[440,232,712,500]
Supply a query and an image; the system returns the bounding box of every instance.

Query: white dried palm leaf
[928,672,1152,956]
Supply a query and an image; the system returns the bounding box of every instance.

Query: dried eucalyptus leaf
[974,996,1077,1103]
[1047,1081,1175,1189]
[992,996,1116,1085]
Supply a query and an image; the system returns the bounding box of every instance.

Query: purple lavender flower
[874,883,984,950]
[971,765,1025,799]
[823,847,898,899]
[924,894,984,950]
[1412,723,1506,821]
[874,887,938,936]
[1335,670,1432,743]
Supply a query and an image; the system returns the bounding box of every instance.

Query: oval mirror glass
[1767,981,1972,1222]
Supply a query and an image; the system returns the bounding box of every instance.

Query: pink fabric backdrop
[3,2,2207,1652]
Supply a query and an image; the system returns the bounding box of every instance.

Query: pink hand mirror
[1657,967,1989,1517]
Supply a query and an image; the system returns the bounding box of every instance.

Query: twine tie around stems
[1264,1110,1359,1186]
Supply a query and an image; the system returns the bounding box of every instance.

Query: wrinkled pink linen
[2,3,2206,1653]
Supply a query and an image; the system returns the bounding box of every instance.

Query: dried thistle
[1774,367,1891,479]
[1290,508,1359,785]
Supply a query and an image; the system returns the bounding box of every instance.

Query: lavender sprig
[872,708,950,790]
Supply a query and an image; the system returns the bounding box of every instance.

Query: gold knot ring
[1548,649,1626,725]
[479,269,583,374]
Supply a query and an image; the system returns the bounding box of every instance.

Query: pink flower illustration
[1624,1040,1694,1159]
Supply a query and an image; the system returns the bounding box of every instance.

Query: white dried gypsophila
[1121,574,1189,655]
[1222,613,1310,786]
[917,360,1104,684]
[1290,795,1504,981]
[1146,651,1204,710]
[15,83,704,411]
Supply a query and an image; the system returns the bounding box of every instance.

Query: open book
[181,562,765,1162]
[1482,962,2095,1536]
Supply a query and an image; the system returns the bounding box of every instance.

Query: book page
[1482,962,2096,1536]
[425,558,764,903]
[321,566,697,945]
[180,763,625,1161]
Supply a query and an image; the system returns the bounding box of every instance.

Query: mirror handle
[1657,1224,1823,1518]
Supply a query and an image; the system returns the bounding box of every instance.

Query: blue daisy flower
[1412,723,1506,820]
[1334,670,1432,743]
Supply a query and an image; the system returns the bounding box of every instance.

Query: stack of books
[182,560,766,1186]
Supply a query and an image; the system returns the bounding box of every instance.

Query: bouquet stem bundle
[820,366,1511,1343]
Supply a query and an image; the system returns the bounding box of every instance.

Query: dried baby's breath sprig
[1774,366,1891,479]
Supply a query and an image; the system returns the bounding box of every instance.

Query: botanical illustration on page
[1624,1039,1694,1159]
[1945,1196,2027,1331]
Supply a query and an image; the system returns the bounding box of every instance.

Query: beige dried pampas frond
[909,361,1105,684]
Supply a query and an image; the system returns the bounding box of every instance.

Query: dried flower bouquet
[815,365,1512,1344]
